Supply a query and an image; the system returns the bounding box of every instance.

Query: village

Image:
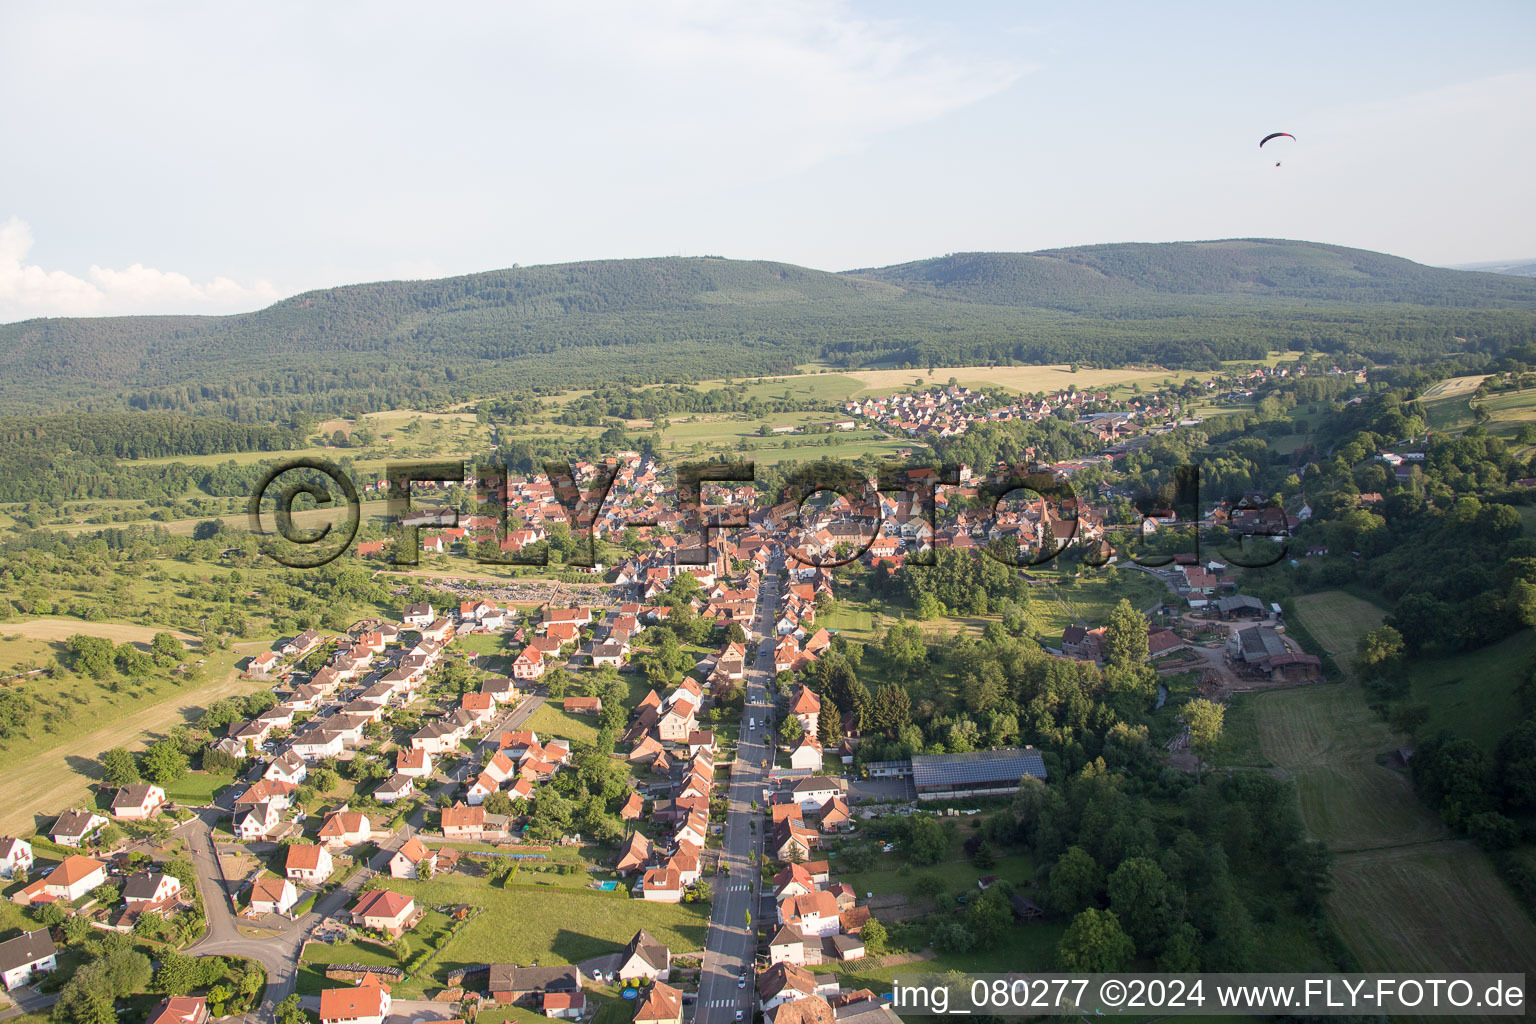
[0,367,1375,1024]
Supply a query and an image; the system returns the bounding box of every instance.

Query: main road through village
[695,557,781,1024]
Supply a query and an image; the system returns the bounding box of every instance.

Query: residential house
[234,801,283,841]
[488,964,582,1006]
[44,855,108,901]
[656,703,696,743]
[0,837,33,879]
[290,728,345,761]
[772,996,838,1024]
[111,784,167,820]
[145,997,209,1024]
[50,810,106,848]
[790,685,821,735]
[374,774,415,805]
[641,866,683,903]
[122,870,181,912]
[286,844,334,884]
[780,890,842,938]
[318,974,392,1024]
[758,963,820,1013]
[618,929,671,982]
[352,889,416,937]
[632,982,684,1024]
[249,877,298,917]
[770,820,817,862]
[264,750,309,785]
[769,923,807,965]
[615,832,653,875]
[791,777,840,813]
[389,838,438,879]
[788,736,823,772]
[0,929,57,991]
[318,811,371,848]
[511,646,546,681]
[234,780,295,814]
[395,748,433,778]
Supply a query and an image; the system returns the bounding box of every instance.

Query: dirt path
[0,668,264,836]
[0,617,195,646]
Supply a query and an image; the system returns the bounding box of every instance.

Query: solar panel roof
[910,747,1047,787]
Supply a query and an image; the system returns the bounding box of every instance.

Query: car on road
[739,976,747,988]
[735,1012,744,1021]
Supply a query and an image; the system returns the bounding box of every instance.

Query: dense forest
[4,241,1536,420]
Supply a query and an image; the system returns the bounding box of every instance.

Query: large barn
[910,748,1047,801]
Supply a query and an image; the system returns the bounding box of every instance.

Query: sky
[2,0,1534,321]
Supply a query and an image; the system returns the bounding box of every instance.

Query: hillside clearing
[1290,591,1385,681]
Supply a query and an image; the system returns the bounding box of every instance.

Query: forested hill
[4,240,1536,420]
[851,239,1536,308]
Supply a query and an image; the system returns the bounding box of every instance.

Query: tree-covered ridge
[4,242,1536,418]
[854,239,1536,308]
[0,412,305,459]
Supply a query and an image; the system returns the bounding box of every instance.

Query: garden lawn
[162,770,238,806]
[525,704,602,748]
[297,909,455,997]
[383,874,708,985]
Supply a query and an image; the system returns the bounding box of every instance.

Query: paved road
[176,689,546,1019]
[182,809,401,1018]
[695,558,782,1024]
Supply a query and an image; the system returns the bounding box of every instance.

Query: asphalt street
[694,558,782,1023]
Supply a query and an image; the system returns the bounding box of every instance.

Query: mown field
[1241,590,1536,976]
[1288,590,1384,682]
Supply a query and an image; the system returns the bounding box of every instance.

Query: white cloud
[0,217,281,321]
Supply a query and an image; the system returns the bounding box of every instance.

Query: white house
[787,737,823,772]
[790,778,840,813]
[0,929,57,991]
[0,837,33,879]
[122,870,182,911]
[43,855,108,902]
[248,877,299,917]
[285,844,334,884]
[264,750,309,785]
[318,811,371,848]
[49,810,106,848]
[374,774,415,804]
[388,838,438,879]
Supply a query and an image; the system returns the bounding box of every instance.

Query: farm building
[1215,594,1266,620]
[910,747,1047,801]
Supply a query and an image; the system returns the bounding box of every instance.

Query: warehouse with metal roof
[909,747,1047,801]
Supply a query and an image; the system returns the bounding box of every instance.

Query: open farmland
[1328,840,1536,974]
[1235,589,1536,978]
[1290,590,1385,682]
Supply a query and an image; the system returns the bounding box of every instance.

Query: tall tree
[1106,857,1179,953]
[872,683,912,735]
[817,694,843,748]
[1102,599,1149,668]
[1056,908,1135,972]
[100,747,140,788]
[1183,698,1225,772]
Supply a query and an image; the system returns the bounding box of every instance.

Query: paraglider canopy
[1259,132,1296,147]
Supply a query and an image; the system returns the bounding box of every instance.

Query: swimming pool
[595,880,621,890]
